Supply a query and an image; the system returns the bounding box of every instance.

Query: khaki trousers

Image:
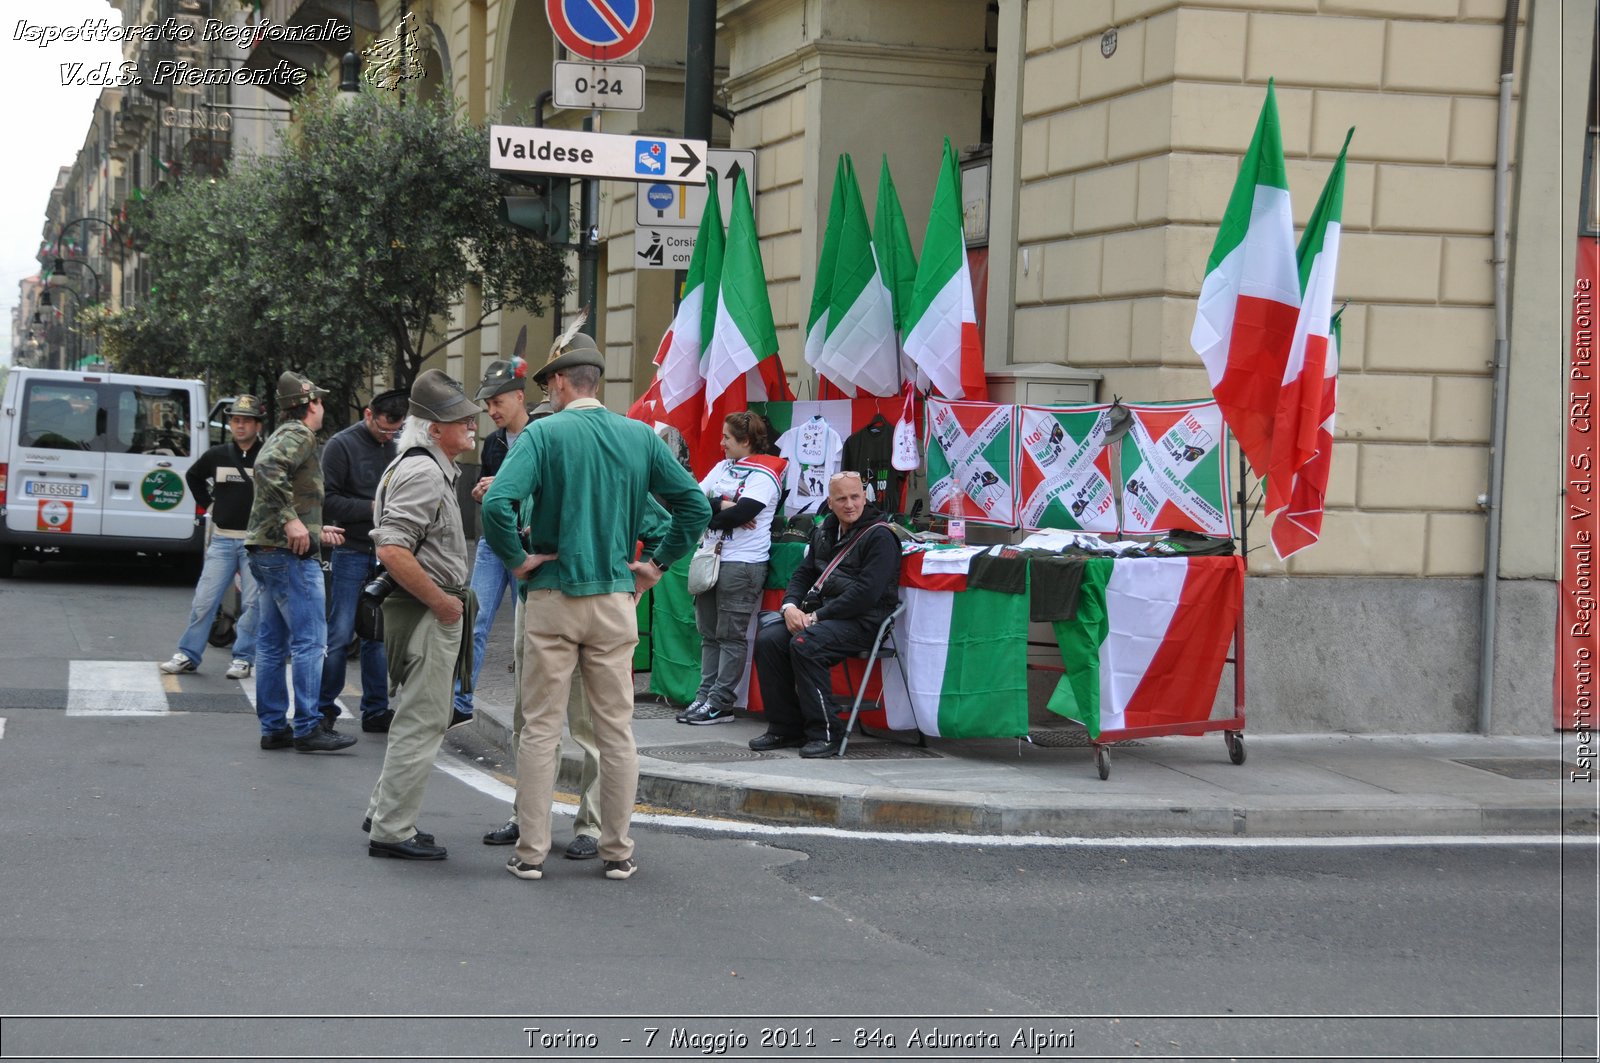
[366,599,462,843]
[511,593,601,838]
[513,589,638,865]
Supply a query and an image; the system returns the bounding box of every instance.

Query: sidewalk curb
[464,703,1595,839]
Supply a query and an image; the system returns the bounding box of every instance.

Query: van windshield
[20,380,193,456]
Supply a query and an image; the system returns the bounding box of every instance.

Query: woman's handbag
[686,537,723,596]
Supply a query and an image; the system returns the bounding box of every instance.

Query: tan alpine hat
[408,368,482,422]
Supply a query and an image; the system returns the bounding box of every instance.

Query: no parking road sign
[546,0,654,60]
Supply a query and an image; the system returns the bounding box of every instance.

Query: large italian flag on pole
[816,156,900,397]
[1048,557,1245,739]
[700,168,794,474]
[1271,310,1343,559]
[804,156,849,393]
[874,155,919,388]
[903,138,988,401]
[1189,80,1300,479]
[644,170,725,451]
[1266,129,1351,521]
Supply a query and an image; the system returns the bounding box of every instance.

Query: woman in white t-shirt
[679,412,786,725]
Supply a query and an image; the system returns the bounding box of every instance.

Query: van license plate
[26,481,89,498]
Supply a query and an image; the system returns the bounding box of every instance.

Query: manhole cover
[632,701,680,720]
[840,743,942,759]
[1452,757,1581,780]
[638,742,768,762]
[1028,729,1142,748]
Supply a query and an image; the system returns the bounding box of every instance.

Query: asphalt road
[1,557,1596,1062]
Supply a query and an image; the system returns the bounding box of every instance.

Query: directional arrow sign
[489,124,707,185]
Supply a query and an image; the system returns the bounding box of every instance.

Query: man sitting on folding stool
[751,471,901,759]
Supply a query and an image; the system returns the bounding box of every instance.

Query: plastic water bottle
[948,490,967,546]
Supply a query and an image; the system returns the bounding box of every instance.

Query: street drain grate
[839,743,942,760]
[638,742,768,763]
[1028,729,1142,749]
[1452,757,1581,780]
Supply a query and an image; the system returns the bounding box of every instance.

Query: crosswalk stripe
[66,661,170,716]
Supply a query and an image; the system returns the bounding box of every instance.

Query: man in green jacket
[482,326,710,883]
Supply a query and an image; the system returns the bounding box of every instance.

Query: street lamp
[339,0,361,96]
[50,256,102,305]
[38,282,83,369]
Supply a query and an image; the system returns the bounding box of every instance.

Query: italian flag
[1189,80,1301,479]
[645,170,726,453]
[874,154,919,390]
[1048,558,1244,738]
[699,168,794,474]
[815,156,900,397]
[1271,310,1343,559]
[887,576,1032,738]
[1266,130,1351,521]
[903,138,988,401]
[804,156,850,394]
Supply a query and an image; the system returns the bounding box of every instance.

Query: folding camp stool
[836,601,924,755]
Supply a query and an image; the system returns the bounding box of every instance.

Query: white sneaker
[158,653,197,675]
[225,659,252,680]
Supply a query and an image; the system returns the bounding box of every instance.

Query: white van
[0,367,227,577]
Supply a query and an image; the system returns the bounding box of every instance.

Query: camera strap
[804,520,892,604]
[371,446,444,574]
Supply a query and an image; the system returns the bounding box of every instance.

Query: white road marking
[431,756,1587,850]
[66,661,168,716]
[0,718,6,740]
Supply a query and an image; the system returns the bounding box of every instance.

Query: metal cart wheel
[1094,745,1111,780]
[1225,730,1246,765]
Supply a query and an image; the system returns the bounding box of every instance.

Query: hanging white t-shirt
[698,457,783,564]
[776,415,843,515]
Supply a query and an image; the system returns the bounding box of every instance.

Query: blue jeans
[320,545,389,722]
[452,536,515,716]
[248,548,328,738]
[176,534,260,666]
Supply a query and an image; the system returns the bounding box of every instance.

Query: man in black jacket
[160,394,267,679]
[751,471,900,759]
[318,388,408,732]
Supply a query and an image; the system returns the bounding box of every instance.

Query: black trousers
[754,613,877,744]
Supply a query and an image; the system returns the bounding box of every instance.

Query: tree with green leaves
[100,82,568,422]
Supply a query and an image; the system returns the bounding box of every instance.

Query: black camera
[362,571,397,602]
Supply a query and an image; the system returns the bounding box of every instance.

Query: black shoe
[685,704,736,725]
[799,739,842,759]
[361,711,394,733]
[364,817,433,846]
[294,729,357,753]
[482,819,520,845]
[448,708,472,729]
[675,698,706,724]
[320,711,338,734]
[368,837,447,860]
[564,834,599,860]
[749,732,805,752]
[260,729,294,750]
[505,857,543,880]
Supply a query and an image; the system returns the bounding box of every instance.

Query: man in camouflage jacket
[245,372,353,753]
